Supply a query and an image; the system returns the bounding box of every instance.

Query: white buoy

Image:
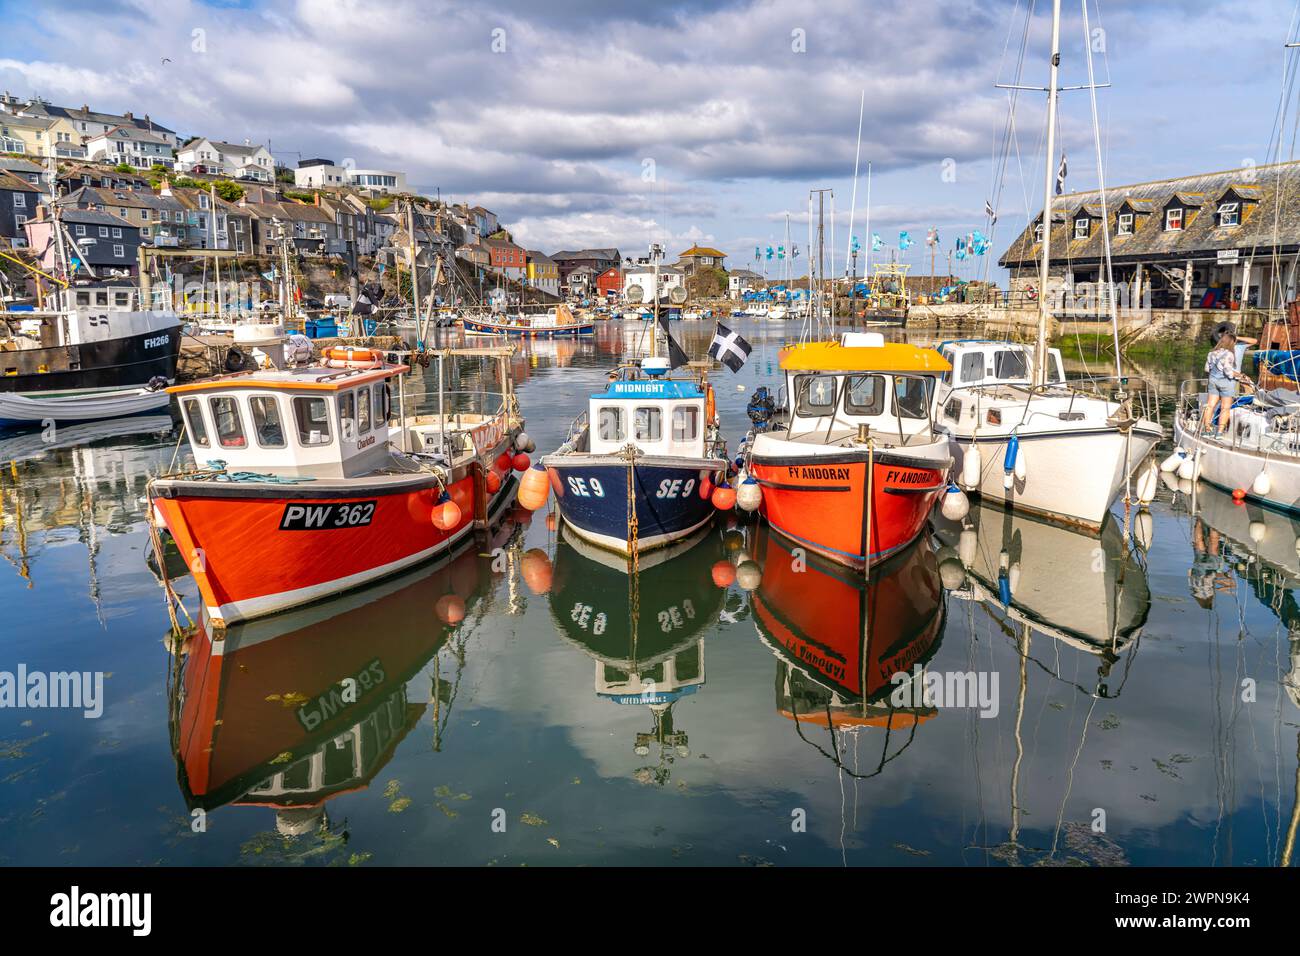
[735,560,762,590]
[1003,470,1014,490]
[1013,449,1027,482]
[1008,562,1021,596]
[940,484,970,521]
[961,444,982,490]
[1135,462,1159,505]
[959,527,978,567]
[1253,471,1272,497]
[1176,455,1196,481]
[1177,478,1194,496]
[1134,509,1154,550]
[1250,521,1267,544]
[939,557,968,591]
[736,478,762,512]
[1294,535,1300,556]
[1161,471,1180,493]
[1160,448,1186,473]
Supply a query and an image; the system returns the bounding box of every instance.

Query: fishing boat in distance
[741,332,953,571]
[148,325,525,627]
[460,303,594,338]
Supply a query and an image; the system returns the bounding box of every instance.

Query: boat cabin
[171,363,403,479]
[777,332,950,441]
[588,357,709,458]
[934,340,1066,392]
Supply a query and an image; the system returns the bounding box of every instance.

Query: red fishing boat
[149,334,525,627]
[742,332,953,570]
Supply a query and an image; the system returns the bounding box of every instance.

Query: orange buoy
[431,498,463,531]
[711,484,736,511]
[435,593,466,625]
[512,452,531,472]
[518,464,550,510]
[548,466,564,496]
[521,548,554,594]
[711,560,736,587]
[486,471,502,494]
[699,476,713,500]
[495,452,513,472]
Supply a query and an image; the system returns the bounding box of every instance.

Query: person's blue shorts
[1208,377,1239,398]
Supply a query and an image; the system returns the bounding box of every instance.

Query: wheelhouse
[588,360,709,458]
[170,364,403,479]
[778,332,950,441]
[935,340,1066,391]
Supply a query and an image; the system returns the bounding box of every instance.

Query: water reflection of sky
[0,321,1296,866]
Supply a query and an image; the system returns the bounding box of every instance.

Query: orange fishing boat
[742,332,953,571]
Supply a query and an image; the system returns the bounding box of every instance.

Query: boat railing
[1176,377,1300,455]
[1066,373,1162,427]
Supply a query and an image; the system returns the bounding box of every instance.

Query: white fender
[961,443,982,490]
[1253,471,1272,497]
[1135,462,1159,505]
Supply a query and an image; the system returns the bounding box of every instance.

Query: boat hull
[461,317,594,337]
[1173,416,1300,513]
[0,386,171,428]
[0,319,181,394]
[948,424,1161,531]
[152,469,517,626]
[748,442,949,570]
[544,454,727,556]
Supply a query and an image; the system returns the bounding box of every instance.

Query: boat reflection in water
[170,520,518,839]
[746,523,945,772]
[932,500,1150,696]
[548,524,727,779]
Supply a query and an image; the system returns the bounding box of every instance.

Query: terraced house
[999,160,1300,312]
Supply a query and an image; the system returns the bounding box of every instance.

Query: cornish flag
[1055,152,1068,195]
[709,322,752,373]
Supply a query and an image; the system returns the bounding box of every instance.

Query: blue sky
[2,0,1297,281]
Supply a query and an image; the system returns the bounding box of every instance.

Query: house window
[14,214,25,227]
[1219,202,1240,227]
[249,396,286,448]
[113,244,124,257]
[112,227,121,238]
[1166,207,1183,230]
[99,226,109,237]
[13,193,25,209]
[140,209,149,221]
[1117,213,1133,235]
[209,396,246,448]
[1074,218,1090,239]
[1034,223,1044,242]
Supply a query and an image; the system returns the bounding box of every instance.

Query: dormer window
[1034,223,1045,243]
[1218,201,1240,227]
[1074,218,1090,239]
[1117,213,1133,235]
[1166,208,1184,231]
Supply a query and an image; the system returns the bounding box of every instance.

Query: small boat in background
[460,303,594,338]
[0,382,172,428]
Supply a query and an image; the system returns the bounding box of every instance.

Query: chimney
[81,104,89,113]
[314,191,320,206]
[124,110,133,121]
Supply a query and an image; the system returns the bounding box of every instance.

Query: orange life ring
[324,346,381,369]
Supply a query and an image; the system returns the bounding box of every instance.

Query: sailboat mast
[651,243,660,359]
[1035,0,1062,389]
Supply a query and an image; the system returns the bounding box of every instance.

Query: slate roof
[1000,161,1300,268]
[0,169,40,193]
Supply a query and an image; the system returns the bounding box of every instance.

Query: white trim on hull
[559,510,715,557]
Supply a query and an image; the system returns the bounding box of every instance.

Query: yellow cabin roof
[778,340,951,373]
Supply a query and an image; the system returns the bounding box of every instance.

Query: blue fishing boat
[543,356,729,556]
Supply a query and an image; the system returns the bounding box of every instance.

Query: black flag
[709,322,752,373]
[656,308,690,369]
[1055,152,1067,195]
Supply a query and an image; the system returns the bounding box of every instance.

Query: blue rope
[201,460,316,484]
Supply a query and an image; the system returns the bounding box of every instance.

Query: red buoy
[485,471,502,494]
[431,499,463,531]
[512,452,531,472]
[435,593,466,625]
[711,560,736,587]
[495,452,513,473]
[1232,488,1247,500]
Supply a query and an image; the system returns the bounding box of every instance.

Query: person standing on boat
[1201,330,1257,437]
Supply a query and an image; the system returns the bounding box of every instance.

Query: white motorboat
[0,384,172,428]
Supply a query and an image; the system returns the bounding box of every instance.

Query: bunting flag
[754,246,761,261]
[970,230,990,256]
[899,231,914,251]
[871,233,883,251]
[984,199,997,224]
[777,245,785,260]
[1055,152,1068,195]
[926,227,938,248]
[791,244,800,259]
[955,236,967,261]
[850,235,861,253]
[765,245,774,260]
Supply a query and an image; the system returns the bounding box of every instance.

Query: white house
[622,263,685,302]
[728,269,763,300]
[294,159,408,195]
[85,125,174,171]
[177,138,275,182]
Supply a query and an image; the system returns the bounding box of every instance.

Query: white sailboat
[935,0,1161,531]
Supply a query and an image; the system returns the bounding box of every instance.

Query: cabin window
[1117,213,1133,235]
[597,406,625,442]
[1165,208,1183,231]
[182,398,209,447]
[959,352,985,384]
[672,406,699,442]
[1073,218,1090,239]
[893,377,931,419]
[844,375,885,416]
[357,386,371,433]
[249,395,285,448]
[1218,201,1239,226]
[75,291,90,306]
[944,397,962,422]
[795,374,839,417]
[374,383,387,426]
[114,291,130,307]
[993,350,1029,379]
[339,390,357,440]
[209,396,247,448]
[634,407,661,442]
[95,291,108,306]
[294,396,332,445]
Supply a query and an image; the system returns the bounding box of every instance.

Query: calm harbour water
[0,319,1297,867]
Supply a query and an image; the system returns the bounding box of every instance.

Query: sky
[2,0,1299,282]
